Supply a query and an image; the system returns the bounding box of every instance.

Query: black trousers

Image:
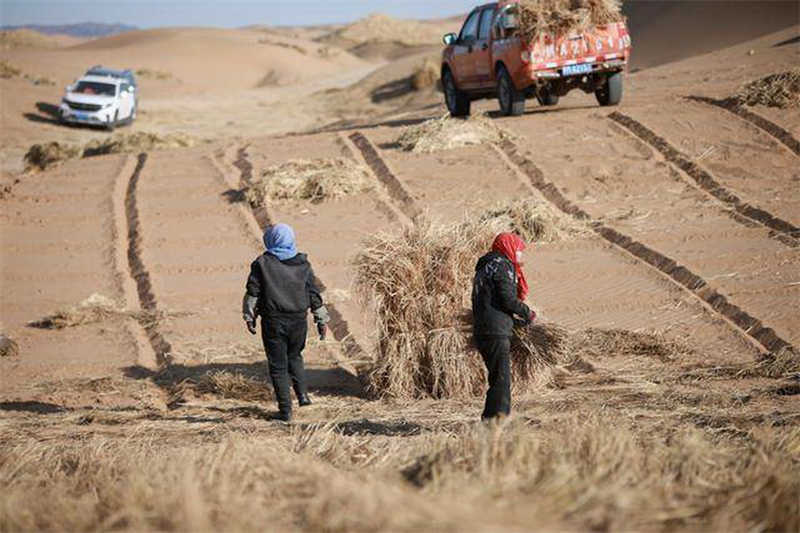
[476,336,511,419]
[261,316,308,415]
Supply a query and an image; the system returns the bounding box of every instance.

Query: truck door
[452,9,481,89]
[473,6,498,89]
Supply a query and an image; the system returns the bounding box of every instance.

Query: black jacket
[471,251,531,339]
[244,252,323,320]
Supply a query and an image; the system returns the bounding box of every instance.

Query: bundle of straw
[246,158,371,204]
[515,0,624,42]
[353,204,581,400]
[396,112,513,154]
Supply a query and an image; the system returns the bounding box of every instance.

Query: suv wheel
[106,111,118,132]
[497,66,525,116]
[595,72,622,106]
[443,70,470,117]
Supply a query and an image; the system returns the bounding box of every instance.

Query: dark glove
[246,320,257,335]
[317,322,327,341]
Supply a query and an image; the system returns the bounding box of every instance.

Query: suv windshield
[74,81,116,96]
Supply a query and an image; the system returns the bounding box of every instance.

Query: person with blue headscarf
[243,223,330,421]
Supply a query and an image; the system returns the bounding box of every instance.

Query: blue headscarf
[263,223,298,261]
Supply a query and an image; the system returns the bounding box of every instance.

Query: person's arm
[243,260,261,333]
[307,265,330,323]
[493,259,531,321]
[307,265,330,340]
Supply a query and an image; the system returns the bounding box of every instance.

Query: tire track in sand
[495,139,794,355]
[685,96,800,157]
[125,153,172,365]
[608,111,799,248]
[233,146,366,359]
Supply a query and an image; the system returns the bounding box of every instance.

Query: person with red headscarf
[471,232,536,419]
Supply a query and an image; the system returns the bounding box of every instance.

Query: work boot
[298,393,312,407]
[275,410,292,422]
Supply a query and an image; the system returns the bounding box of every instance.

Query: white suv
[59,74,137,131]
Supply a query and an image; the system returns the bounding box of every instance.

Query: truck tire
[595,72,622,106]
[443,70,471,117]
[536,88,559,106]
[497,66,525,116]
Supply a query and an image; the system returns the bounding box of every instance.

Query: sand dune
[0,28,85,50]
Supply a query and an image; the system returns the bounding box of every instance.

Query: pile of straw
[194,370,273,401]
[82,132,195,157]
[24,142,82,171]
[246,158,371,204]
[396,112,513,153]
[479,199,591,244]
[572,328,694,362]
[516,0,624,41]
[0,60,21,79]
[353,207,579,400]
[734,69,800,109]
[28,294,122,329]
[411,58,440,91]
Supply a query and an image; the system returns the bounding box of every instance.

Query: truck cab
[441,1,631,116]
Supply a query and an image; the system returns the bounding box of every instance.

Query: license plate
[562,63,592,76]
[74,113,89,120]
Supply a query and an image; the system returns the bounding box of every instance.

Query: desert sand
[1,3,799,531]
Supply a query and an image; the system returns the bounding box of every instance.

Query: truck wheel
[443,70,470,117]
[595,72,622,106]
[497,66,525,116]
[536,88,559,106]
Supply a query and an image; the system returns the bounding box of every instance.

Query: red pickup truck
[441,0,632,116]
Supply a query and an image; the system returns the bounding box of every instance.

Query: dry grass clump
[0,60,21,79]
[83,131,195,157]
[573,328,695,362]
[353,215,574,400]
[479,198,592,243]
[752,347,800,378]
[403,415,800,531]
[411,58,439,91]
[194,370,273,401]
[397,112,513,153]
[135,68,173,80]
[516,0,625,41]
[23,141,82,171]
[734,69,800,109]
[0,333,18,357]
[246,158,371,204]
[28,294,122,329]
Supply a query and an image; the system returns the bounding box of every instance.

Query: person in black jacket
[472,232,536,419]
[243,223,329,421]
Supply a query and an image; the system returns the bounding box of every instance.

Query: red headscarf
[491,233,529,300]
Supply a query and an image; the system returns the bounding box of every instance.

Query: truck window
[459,10,481,42]
[478,8,495,40]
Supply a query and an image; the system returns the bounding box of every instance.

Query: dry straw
[353,200,588,399]
[396,112,514,153]
[734,69,800,109]
[246,158,372,204]
[28,293,122,329]
[516,0,625,41]
[194,370,273,401]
